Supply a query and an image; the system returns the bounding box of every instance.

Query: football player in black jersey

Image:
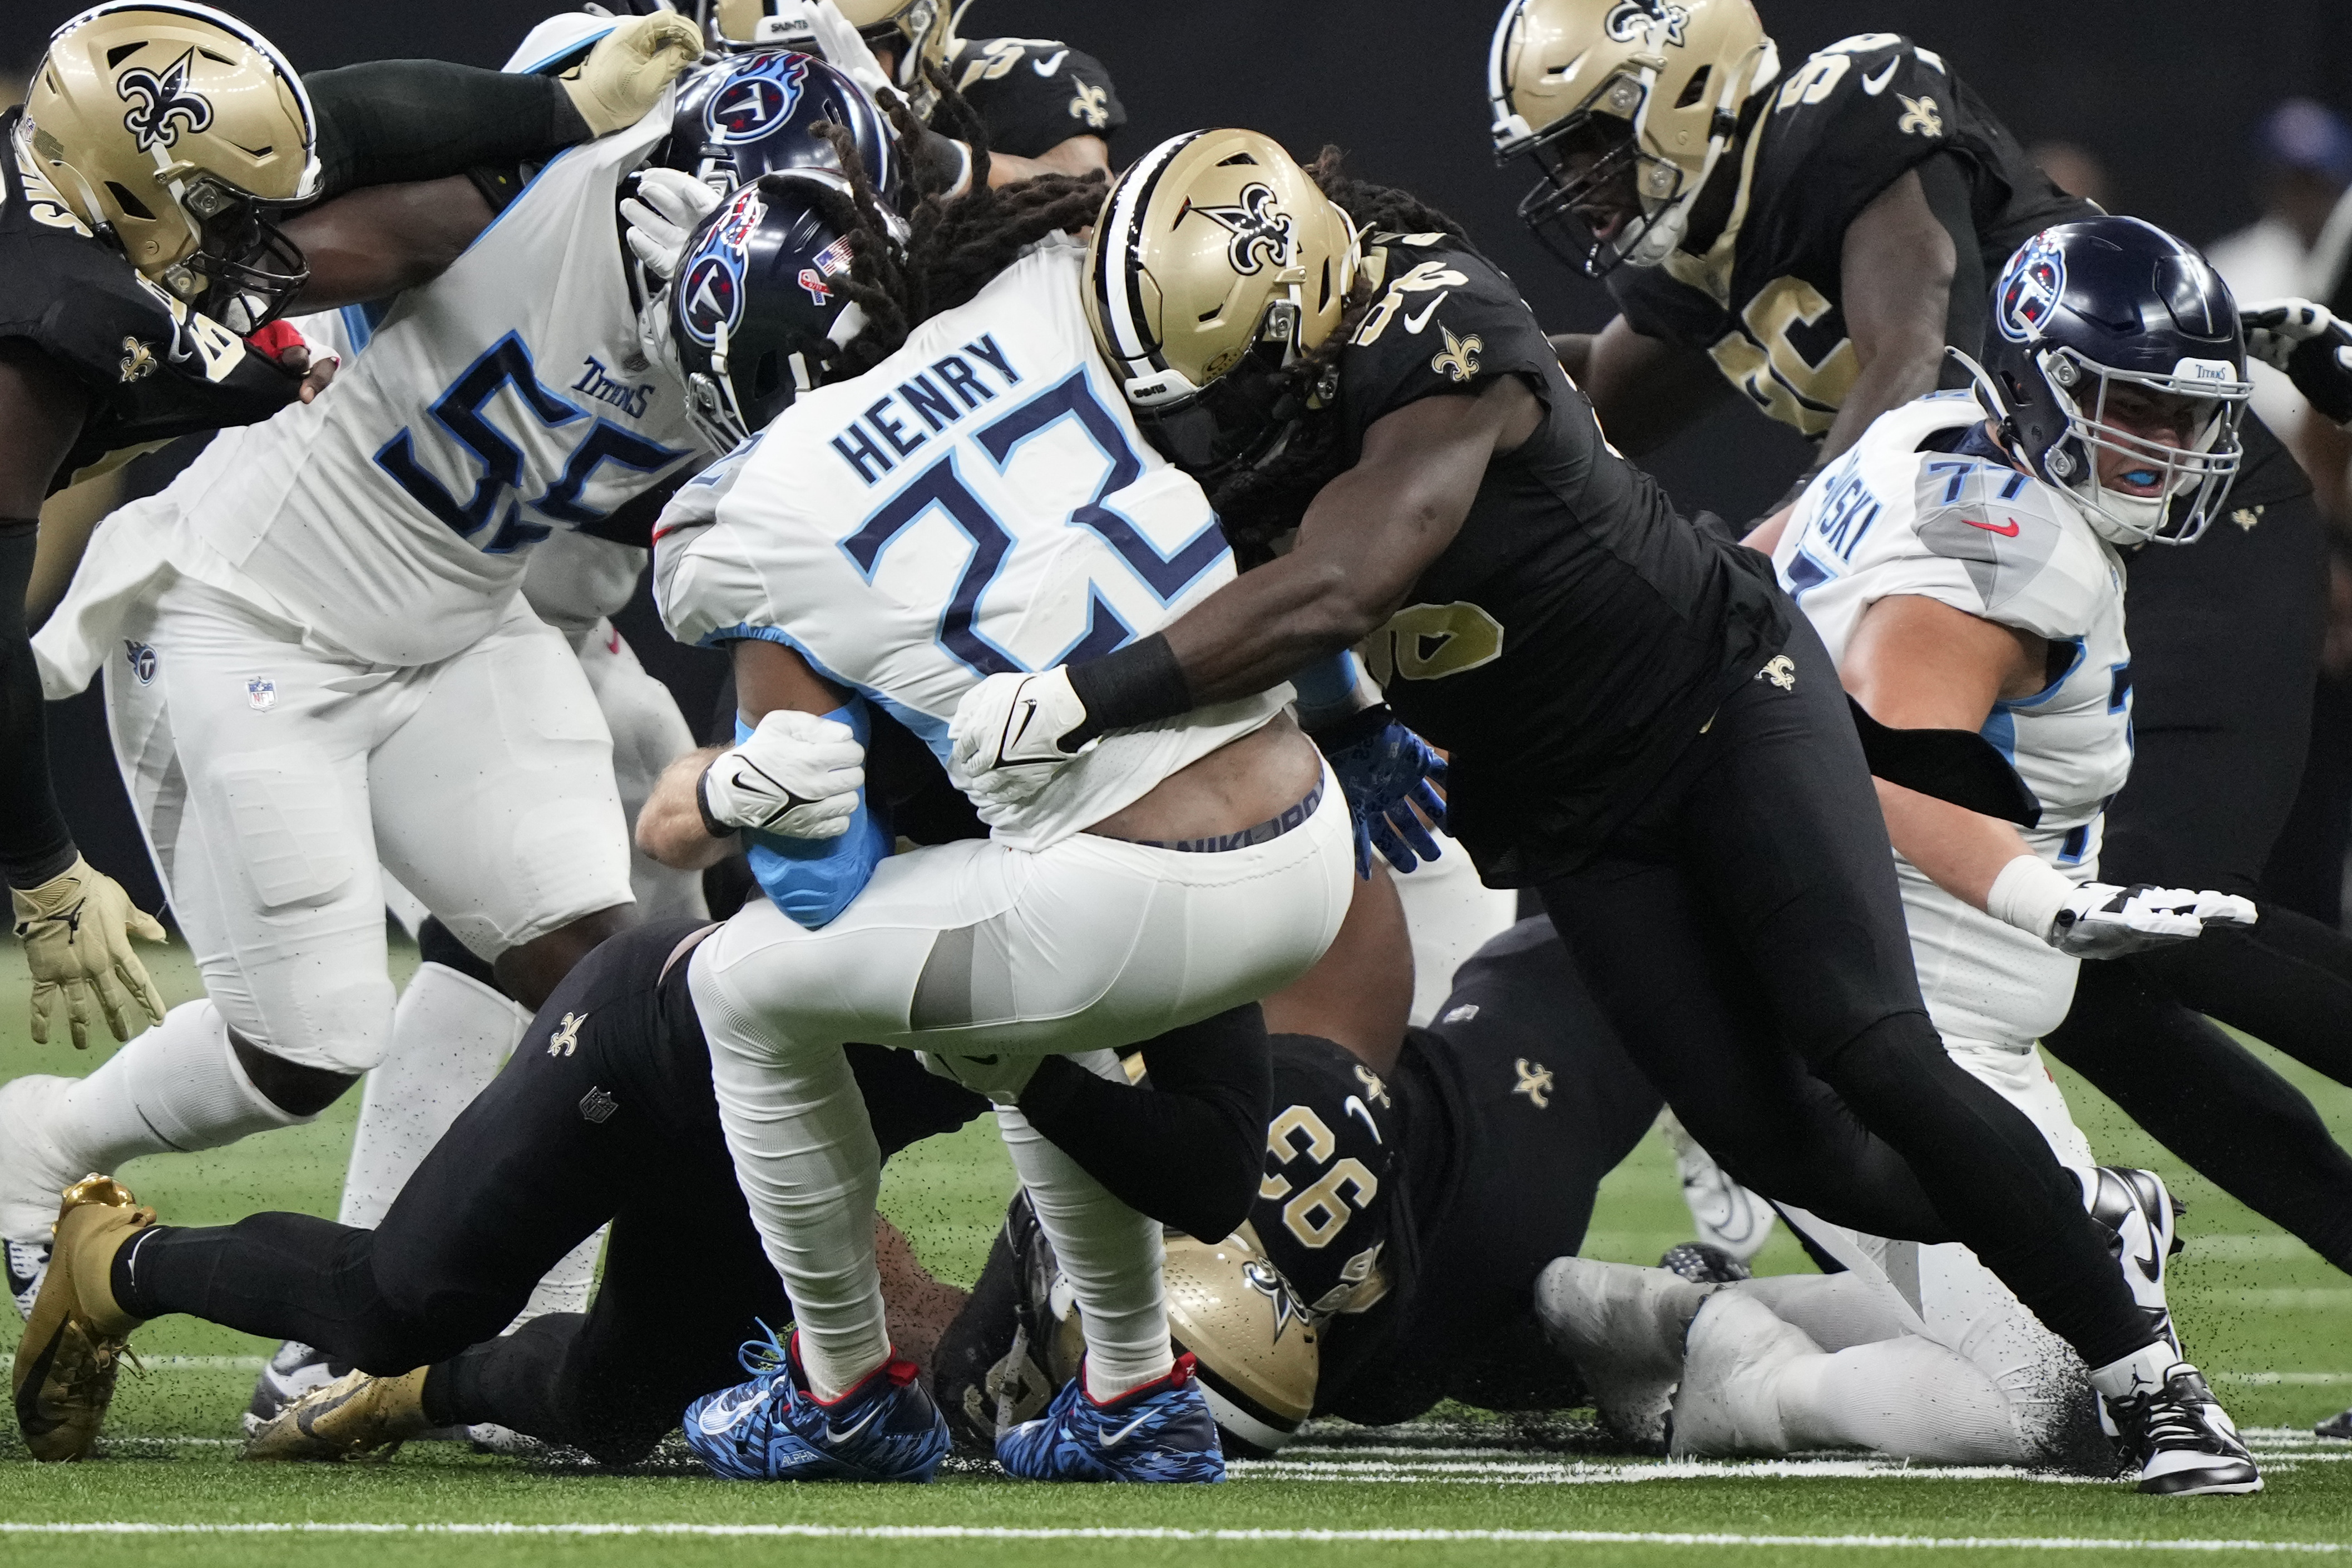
[1,3,701,1055]
[1490,0,2352,1346]
[698,0,1123,182]
[937,909,1664,1456]
[945,126,2260,1492]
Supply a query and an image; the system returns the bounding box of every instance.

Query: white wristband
[1987,853,2072,941]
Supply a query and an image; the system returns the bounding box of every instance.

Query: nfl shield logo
[124,640,157,685]
[246,676,276,711]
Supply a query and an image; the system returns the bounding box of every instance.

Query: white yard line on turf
[137,1356,267,1371]
[0,1524,2343,1551]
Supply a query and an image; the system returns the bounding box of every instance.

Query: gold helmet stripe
[1093,128,1201,377]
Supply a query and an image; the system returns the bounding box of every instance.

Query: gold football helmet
[1488,0,1777,275]
[1085,128,1359,479]
[22,1,315,324]
[1163,1225,1320,1456]
[707,0,951,108]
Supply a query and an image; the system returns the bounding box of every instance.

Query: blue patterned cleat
[682,1328,949,1483]
[996,1354,1226,1483]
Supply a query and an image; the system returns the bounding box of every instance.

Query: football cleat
[2087,1167,2186,1360]
[1660,1243,1751,1285]
[244,1341,344,1436]
[1667,1124,1777,1264]
[2316,1406,2352,1441]
[11,1175,152,1462]
[1533,1255,1713,1454]
[244,1367,432,1462]
[2102,1362,2262,1495]
[1668,1291,1820,1457]
[996,1355,1226,1483]
[683,1329,949,1483]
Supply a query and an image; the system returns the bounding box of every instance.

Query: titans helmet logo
[1998,234,2068,343]
[1603,1,1691,47]
[679,188,764,348]
[705,52,811,146]
[117,49,214,153]
[1187,182,1294,276]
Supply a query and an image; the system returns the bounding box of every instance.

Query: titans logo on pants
[706,52,811,145]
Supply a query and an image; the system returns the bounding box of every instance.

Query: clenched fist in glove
[699,709,867,839]
[559,12,705,137]
[1987,854,2259,959]
[947,667,1096,810]
[621,167,723,284]
[12,856,169,1049]
[2241,298,2352,426]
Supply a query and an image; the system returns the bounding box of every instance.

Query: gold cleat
[12,1175,152,1462]
[242,1366,432,1462]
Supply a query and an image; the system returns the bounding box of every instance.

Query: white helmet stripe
[1095,128,1200,372]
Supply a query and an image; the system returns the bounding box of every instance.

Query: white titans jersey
[658,238,1285,851]
[166,103,702,667]
[1776,392,2132,871]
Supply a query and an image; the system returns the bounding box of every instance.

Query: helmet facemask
[1510,75,1698,278]
[162,174,309,332]
[1124,293,1335,485]
[2033,347,2248,547]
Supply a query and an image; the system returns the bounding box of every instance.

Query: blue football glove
[1317,704,1447,877]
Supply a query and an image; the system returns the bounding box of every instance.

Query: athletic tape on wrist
[1064,633,1191,747]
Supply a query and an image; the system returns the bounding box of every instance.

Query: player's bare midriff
[1082,711,1323,845]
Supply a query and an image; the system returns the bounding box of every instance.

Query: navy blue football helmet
[663,49,902,207]
[668,169,897,450]
[1975,216,2252,546]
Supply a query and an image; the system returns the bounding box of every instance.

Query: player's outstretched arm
[640,744,734,870]
[1815,168,1960,470]
[281,177,497,313]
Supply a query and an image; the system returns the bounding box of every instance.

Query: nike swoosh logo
[823,1404,886,1446]
[1343,1095,1382,1144]
[1862,60,1900,95]
[1007,698,1044,754]
[1964,516,2022,537]
[1404,293,1449,335]
[2136,1247,2163,1284]
[696,1391,764,1437]
[1032,50,1068,76]
[15,1326,66,1438]
[1099,1411,1153,1447]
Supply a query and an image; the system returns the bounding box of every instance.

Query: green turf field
[4,936,2350,1565]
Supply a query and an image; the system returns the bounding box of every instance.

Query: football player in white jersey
[1546,218,2265,1489]
[1,19,710,1343]
[638,150,1353,1482]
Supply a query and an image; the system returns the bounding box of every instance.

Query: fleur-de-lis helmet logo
[1188,182,1295,276]
[117,49,214,154]
[1603,1,1691,47]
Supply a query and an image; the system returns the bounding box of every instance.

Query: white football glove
[699,709,866,839]
[560,12,705,137]
[916,1047,1040,1106]
[795,0,896,100]
[622,167,724,284]
[946,667,1096,809]
[1988,854,2259,959]
[12,856,169,1049]
[2240,297,2352,426]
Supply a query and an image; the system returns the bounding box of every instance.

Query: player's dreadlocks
[804,70,1106,380]
[1209,148,1475,567]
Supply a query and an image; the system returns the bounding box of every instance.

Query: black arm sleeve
[1015,1003,1271,1240]
[1,521,75,887]
[305,62,592,202]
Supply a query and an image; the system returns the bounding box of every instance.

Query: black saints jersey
[943,36,1125,160]
[1607,33,2091,438]
[1,108,300,491]
[1339,234,1789,881]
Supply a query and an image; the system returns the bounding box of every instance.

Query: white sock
[1735,1273,1927,1351]
[512,1226,606,1325]
[995,1055,1169,1403]
[63,997,304,1161]
[703,1014,888,1402]
[1777,1333,2031,1465]
[337,963,525,1230]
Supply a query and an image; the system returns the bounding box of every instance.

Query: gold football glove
[561,13,704,137]
[11,856,169,1050]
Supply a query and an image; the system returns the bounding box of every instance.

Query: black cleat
[1660,1243,1750,1285]
[2316,1407,2352,1441]
[2104,1363,2261,1495]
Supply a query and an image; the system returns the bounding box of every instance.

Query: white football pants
[690,771,1354,1399]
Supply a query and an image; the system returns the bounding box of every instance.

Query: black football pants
[1538,614,2157,1371]
[115,921,985,1465]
